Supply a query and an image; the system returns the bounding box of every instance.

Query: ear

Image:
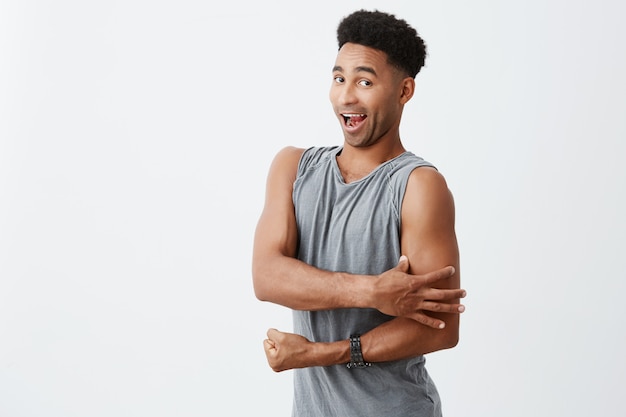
[399,77,415,104]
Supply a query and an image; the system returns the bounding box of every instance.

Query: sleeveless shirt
[292,146,442,417]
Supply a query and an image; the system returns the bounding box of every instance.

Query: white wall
[1,1,624,416]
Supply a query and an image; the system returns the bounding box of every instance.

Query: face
[329,43,414,148]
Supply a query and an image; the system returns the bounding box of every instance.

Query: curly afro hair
[336,9,427,78]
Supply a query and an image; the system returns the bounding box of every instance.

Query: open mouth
[342,113,367,128]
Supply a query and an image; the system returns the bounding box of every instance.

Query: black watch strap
[347,334,371,369]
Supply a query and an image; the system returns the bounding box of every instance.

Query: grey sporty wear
[291,146,442,417]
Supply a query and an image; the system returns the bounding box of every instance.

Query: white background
[1,1,625,416]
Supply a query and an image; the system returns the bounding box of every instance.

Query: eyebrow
[332,65,378,76]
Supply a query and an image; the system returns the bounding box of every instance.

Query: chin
[344,135,377,148]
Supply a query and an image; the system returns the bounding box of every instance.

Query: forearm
[253,254,372,311]
[305,339,351,368]
[264,328,351,372]
[360,316,459,362]
[254,252,462,324]
[276,316,458,371]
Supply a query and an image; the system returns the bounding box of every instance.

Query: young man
[252,9,465,417]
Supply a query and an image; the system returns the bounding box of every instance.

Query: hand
[372,256,466,328]
[263,328,313,372]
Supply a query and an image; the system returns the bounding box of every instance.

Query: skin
[253,42,464,372]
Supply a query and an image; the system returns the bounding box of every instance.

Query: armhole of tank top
[295,146,315,179]
[395,163,428,230]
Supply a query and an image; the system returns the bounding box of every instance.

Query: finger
[410,312,446,329]
[420,301,466,314]
[266,328,280,339]
[425,288,467,301]
[420,266,456,284]
[264,340,277,359]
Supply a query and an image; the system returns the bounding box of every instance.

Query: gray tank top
[291,146,442,417]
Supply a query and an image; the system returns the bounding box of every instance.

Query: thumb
[267,328,279,338]
[397,255,410,271]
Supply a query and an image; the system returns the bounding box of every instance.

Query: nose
[333,83,358,107]
[340,83,358,106]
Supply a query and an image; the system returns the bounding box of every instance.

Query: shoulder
[273,146,306,165]
[271,146,338,168]
[268,146,306,177]
[407,166,449,194]
[269,146,340,181]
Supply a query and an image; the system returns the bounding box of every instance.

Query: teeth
[342,113,365,117]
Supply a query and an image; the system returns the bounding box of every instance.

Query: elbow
[434,320,460,351]
[443,332,460,350]
[252,251,292,303]
[441,313,460,349]
[253,285,271,303]
[253,284,266,302]
[252,262,271,302]
[429,333,458,354]
[441,323,460,350]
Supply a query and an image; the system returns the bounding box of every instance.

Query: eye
[358,79,372,87]
[333,75,345,84]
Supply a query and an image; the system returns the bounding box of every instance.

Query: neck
[336,139,406,183]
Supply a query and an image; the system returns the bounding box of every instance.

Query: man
[252,9,466,417]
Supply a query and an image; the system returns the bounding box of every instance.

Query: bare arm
[252,146,369,310]
[252,147,464,321]
[263,167,464,371]
[360,167,462,360]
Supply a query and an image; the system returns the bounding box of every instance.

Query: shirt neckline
[330,147,411,185]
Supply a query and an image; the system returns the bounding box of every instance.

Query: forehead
[334,42,393,74]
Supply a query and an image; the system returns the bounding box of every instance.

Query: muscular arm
[263,167,464,371]
[252,147,463,321]
[252,146,370,310]
[360,167,462,360]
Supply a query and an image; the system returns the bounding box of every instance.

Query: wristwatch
[346,334,371,369]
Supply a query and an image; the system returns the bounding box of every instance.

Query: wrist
[310,339,351,367]
[362,273,379,310]
[335,271,374,309]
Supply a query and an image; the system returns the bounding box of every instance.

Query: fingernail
[438,322,445,329]
[458,305,465,312]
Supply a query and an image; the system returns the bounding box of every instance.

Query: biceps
[253,147,302,260]
[400,169,460,289]
[402,233,460,290]
[254,202,298,259]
